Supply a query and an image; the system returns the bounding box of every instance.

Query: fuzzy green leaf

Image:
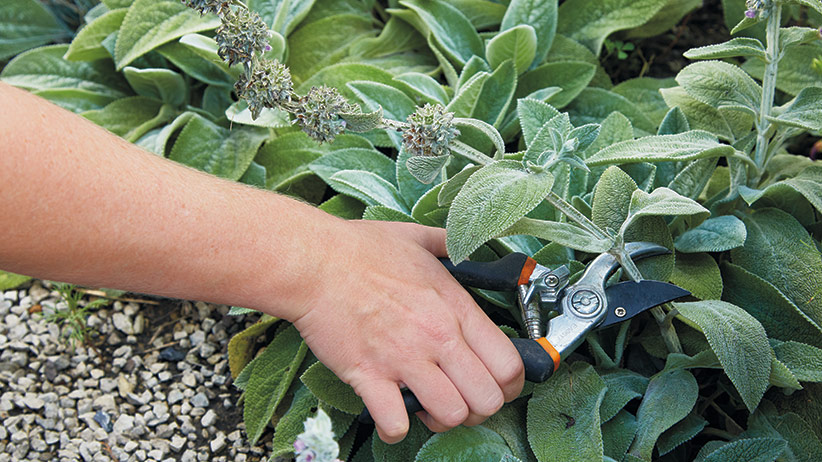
[565,87,656,134]
[0,0,66,61]
[1,44,131,106]
[586,131,735,166]
[394,72,449,105]
[501,0,557,68]
[227,316,279,380]
[740,166,822,216]
[339,107,384,133]
[768,87,822,132]
[244,325,308,445]
[742,43,822,97]
[122,66,186,106]
[659,87,738,142]
[556,0,667,54]
[668,158,718,199]
[169,114,268,180]
[657,412,708,456]
[270,386,319,458]
[406,155,449,184]
[703,438,787,462]
[792,0,822,15]
[309,148,397,186]
[746,403,822,462]
[502,218,612,253]
[517,61,596,109]
[658,107,690,136]
[628,369,698,461]
[328,170,409,212]
[114,0,219,70]
[155,41,233,87]
[373,419,432,462]
[286,14,376,84]
[300,361,364,414]
[400,0,484,67]
[599,370,649,423]
[602,410,638,461]
[731,208,822,327]
[0,270,31,291]
[82,96,174,142]
[319,195,366,220]
[517,98,561,147]
[671,252,723,300]
[487,25,537,75]
[624,187,709,232]
[65,8,127,62]
[674,300,770,412]
[675,216,747,253]
[592,166,636,231]
[396,149,434,207]
[438,166,481,207]
[446,161,554,262]
[772,341,822,383]
[449,60,517,127]
[611,77,677,128]
[247,0,315,36]
[527,362,607,462]
[683,37,765,61]
[721,262,822,348]
[415,425,513,461]
[676,61,761,114]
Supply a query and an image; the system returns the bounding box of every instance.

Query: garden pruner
[360,242,690,424]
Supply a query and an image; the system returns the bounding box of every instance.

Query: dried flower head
[181,0,232,16]
[235,59,293,118]
[401,103,460,157]
[292,86,356,143]
[216,8,271,67]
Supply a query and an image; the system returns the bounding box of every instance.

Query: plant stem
[544,192,610,240]
[613,320,631,365]
[614,245,683,354]
[449,140,492,166]
[753,5,782,177]
[587,333,617,369]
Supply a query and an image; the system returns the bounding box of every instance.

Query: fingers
[357,380,409,444]
[462,305,525,403]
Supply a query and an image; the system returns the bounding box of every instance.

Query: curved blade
[600,281,691,328]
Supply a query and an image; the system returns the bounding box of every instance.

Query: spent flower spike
[234,59,293,119]
[292,409,343,462]
[402,103,460,157]
[293,86,357,144]
[181,0,231,16]
[744,0,773,19]
[216,8,272,68]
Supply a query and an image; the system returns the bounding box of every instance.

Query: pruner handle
[357,337,559,425]
[439,253,537,291]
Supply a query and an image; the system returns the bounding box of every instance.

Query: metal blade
[600,281,691,328]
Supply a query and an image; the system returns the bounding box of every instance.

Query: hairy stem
[544,192,610,240]
[587,334,617,369]
[449,140,493,166]
[613,320,631,365]
[752,5,782,179]
[614,246,683,354]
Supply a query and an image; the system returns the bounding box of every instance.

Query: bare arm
[0,82,523,442]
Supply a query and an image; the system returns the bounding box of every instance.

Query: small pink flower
[294,439,307,452]
[745,9,756,18]
[265,45,272,52]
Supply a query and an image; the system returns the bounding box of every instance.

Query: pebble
[0,284,266,462]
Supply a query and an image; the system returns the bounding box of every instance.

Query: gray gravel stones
[0,282,271,462]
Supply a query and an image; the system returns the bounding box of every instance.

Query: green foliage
[4,0,821,459]
[43,283,108,347]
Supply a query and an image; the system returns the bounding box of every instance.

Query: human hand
[290,220,524,443]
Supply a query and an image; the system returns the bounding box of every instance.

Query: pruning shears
[359,242,690,424]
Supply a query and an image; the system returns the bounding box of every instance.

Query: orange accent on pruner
[535,337,561,372]
[518,257,538,286]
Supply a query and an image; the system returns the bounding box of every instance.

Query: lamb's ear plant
[3,0,822,460]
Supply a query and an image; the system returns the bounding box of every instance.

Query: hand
[290,220,525,443]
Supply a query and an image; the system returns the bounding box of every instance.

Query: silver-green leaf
[675,215,747,253]
[674,300,771,412]
[446,161,554,262]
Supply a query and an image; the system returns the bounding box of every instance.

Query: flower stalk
[752,2,782,179]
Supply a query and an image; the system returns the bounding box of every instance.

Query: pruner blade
[600,280,691,328]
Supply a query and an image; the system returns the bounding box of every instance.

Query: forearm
[0,82,338,320]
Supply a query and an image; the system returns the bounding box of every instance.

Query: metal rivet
[571,290,600,315]
[546,275,559,287]
[615,307,627,318]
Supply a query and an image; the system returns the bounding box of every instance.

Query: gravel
[0,282,279,462]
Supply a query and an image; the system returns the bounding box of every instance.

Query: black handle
[439,252,533,291]
[357,337,556,425]
[510,338,556,383]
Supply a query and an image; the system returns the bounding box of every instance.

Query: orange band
[535,337,561,372]
[518,257,538,286]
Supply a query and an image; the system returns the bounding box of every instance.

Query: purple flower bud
[265,45,272,52]
[745,9,756,18]
[294,439,307,453]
